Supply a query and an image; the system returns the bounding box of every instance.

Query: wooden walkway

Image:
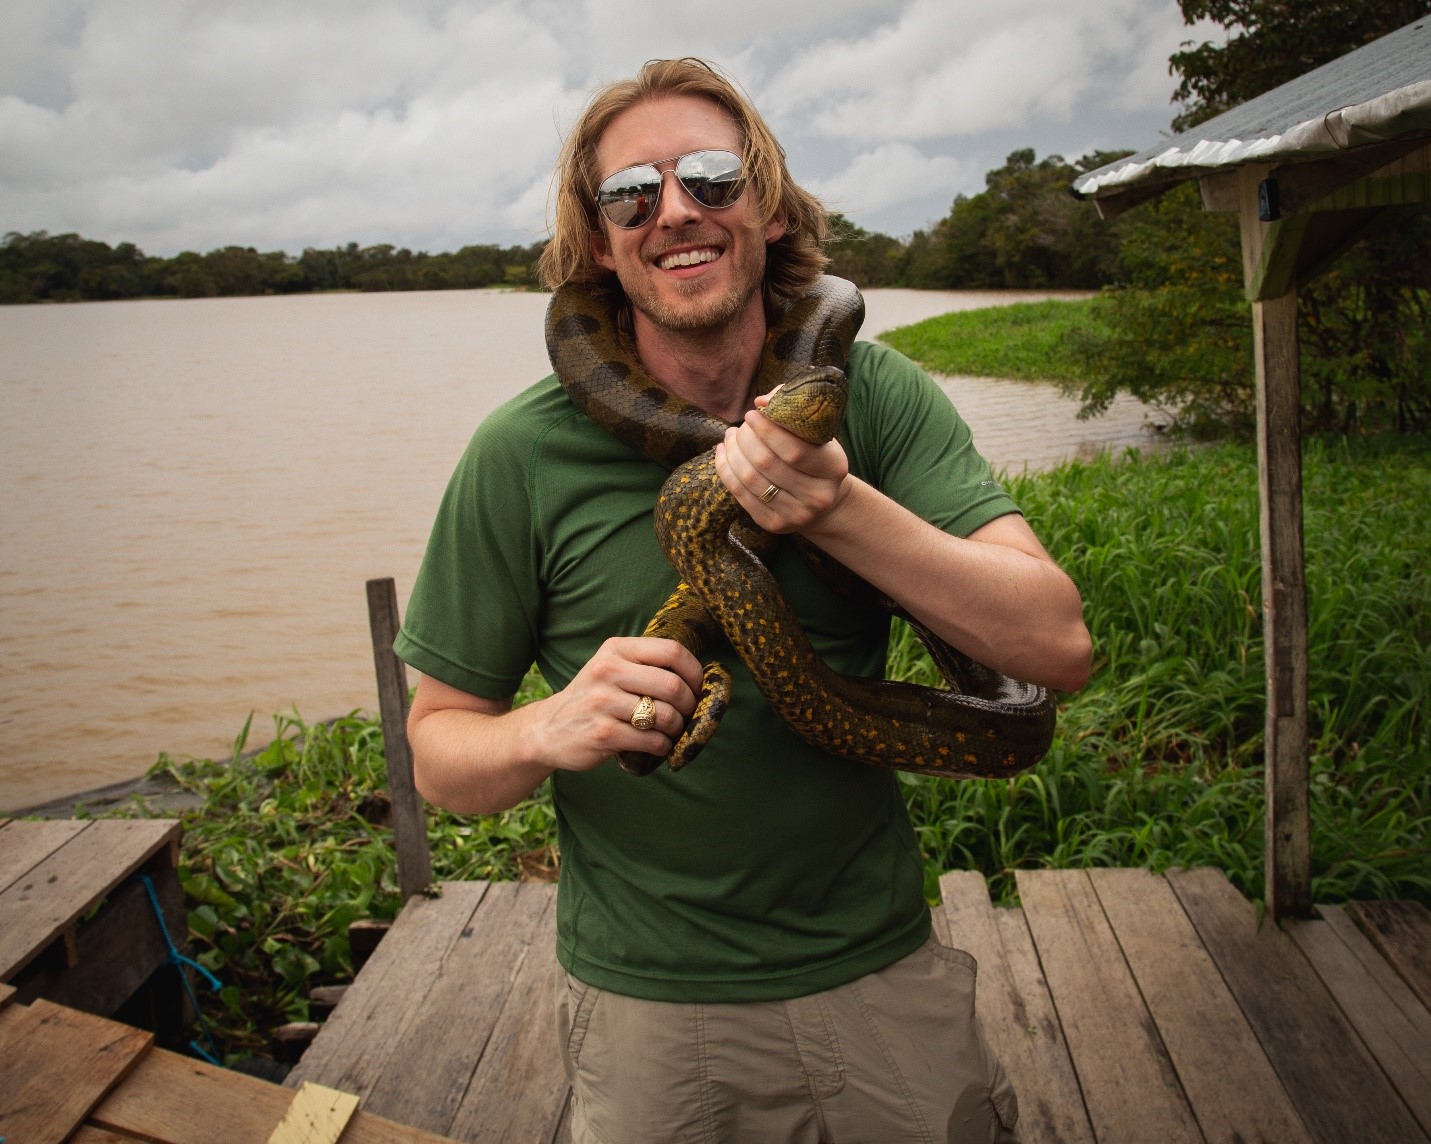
[289,868,1431,1143]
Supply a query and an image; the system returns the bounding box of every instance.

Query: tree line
[0,233,548,304]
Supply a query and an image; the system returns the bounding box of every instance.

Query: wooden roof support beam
[1237,164,1311,920]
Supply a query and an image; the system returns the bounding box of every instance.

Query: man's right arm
[406,637,703,815]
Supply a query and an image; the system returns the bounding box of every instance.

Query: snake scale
[545,275,1056,779]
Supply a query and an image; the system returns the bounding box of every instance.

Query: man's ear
[764,211,788,244]
[590,228,616,271]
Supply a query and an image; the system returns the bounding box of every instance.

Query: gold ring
[630,695,656,731]
[759,483,781,504]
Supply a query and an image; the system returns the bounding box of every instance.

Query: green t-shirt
[395,341,1019,1002]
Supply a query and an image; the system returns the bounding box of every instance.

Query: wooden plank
[1167,867,1425,1143]
[267,1081,360,1144]
[0,818,90,895]
[0,819,183,980]
[0,982,14,1009]
[1286,907,1431,1136]
[447,888,568,1144]
[939,871,1093,1144]
[12,867,186,1015]
[1345,899,1431,1011]
[1016,869,1201,1143]
[0,998,152,1144]
[285,881,489,1098]
[366,576,433,902]
[92,1046,457,1143]
[1244,269,1311,920]
[1089,867,1313,1143]
[359,881,556,1133]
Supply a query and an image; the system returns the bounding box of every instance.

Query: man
[396,57,1091,1143]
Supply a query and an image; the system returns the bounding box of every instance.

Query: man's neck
[630,293,768,424]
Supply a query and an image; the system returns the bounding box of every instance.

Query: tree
[900,149,1128,290]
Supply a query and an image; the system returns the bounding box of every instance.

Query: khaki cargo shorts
[555,935,1019,1143]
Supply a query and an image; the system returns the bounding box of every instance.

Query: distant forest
[0,148,1133,304]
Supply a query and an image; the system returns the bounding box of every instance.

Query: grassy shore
[119,434,1428,1060]
[880,298,1104,383]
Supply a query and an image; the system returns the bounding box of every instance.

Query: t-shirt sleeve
[393,407,542,700]
[843,341,1020,535]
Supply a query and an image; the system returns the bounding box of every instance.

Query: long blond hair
[537,58,828,303]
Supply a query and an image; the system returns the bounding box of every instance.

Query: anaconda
[544,275,1056,779]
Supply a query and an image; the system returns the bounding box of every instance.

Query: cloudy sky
[1,0,1217,256]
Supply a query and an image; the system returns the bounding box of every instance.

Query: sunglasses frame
[595,149,747,229]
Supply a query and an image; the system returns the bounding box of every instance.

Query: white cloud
[0,0,1197,251]
[808,143,974,217]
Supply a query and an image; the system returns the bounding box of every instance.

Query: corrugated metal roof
[1074,16,1431,198]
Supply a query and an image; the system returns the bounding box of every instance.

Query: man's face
[590,94,786,334]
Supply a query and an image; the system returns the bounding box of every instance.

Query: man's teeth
[659,248,719,269]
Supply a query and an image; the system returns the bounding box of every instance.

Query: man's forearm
[408,700,557,816]
[804,478,1092,692]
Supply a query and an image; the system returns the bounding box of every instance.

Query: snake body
[545,276,1056,779]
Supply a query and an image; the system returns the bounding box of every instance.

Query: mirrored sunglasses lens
[676,150,745,208]
[598,166,662,227]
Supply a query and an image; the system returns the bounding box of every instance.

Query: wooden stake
[366,578,433,902]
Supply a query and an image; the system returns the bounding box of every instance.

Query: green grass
[880,298,1104,383]
[113,434,1425,1060]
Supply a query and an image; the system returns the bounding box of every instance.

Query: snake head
[764,366,848,445]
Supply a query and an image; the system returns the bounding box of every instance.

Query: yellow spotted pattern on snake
[545,275,1055,779]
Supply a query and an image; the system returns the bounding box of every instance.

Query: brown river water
[1,286,1147,811]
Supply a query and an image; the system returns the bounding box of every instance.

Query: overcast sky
[1,0,1217,256]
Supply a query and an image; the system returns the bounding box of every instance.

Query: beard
[620,225,768,334]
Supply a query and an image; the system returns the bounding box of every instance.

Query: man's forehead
[595,94,742,171]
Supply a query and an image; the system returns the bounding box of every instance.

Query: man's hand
[407,637,703,815]
[525,637,703,772]
[714,395,851,534]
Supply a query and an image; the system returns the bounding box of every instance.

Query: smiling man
[395,58,1089,1143]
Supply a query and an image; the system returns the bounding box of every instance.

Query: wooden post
[366,577,433,901]
[1250,290,1311,919]
[1236,165,1312,921]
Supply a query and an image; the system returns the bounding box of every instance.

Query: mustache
[646,229,727,259]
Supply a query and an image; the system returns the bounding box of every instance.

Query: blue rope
[136,872,224,1066]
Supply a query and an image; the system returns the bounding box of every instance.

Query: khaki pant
[555,936,1019,1143]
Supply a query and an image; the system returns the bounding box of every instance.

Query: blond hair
[537,58,828,303]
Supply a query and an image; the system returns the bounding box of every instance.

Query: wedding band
[759,483,781,504]
[630,695,656,731]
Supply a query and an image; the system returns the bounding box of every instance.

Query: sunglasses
[596,149,747,229]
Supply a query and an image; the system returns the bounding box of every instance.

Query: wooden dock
[289,867,1430,1143]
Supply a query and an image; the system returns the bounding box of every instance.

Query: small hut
[1072,16,1430,920]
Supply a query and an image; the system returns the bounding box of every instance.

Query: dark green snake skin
[545,275,1055,779]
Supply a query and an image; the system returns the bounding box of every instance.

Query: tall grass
[133,435,1426,1058]
[896,435,1429,905]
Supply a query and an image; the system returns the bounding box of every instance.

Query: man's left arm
[716,410,1092,693]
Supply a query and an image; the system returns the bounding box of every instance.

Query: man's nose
[652,167,702,228]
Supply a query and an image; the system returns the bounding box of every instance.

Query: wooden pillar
[366,577,434,901]
[1237,166,1311,920]
[1251,291,1311,920]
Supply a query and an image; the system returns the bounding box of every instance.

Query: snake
[545,275,1056,779]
